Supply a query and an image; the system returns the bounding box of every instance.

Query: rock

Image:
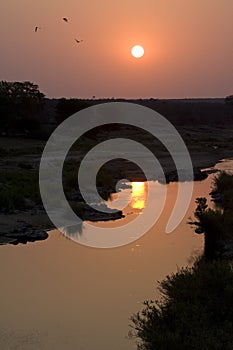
[2,228,48,245]
[195,227,204,234]
[82,208,124,222]
[30,231,48,241]
[0,236,18,245]
[203,169,218,175]
[165,168,209,183]
[194,169,209,181]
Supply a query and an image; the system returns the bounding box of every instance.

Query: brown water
[0,160,232,350]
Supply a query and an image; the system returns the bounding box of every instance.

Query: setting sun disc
[131,45,144,58]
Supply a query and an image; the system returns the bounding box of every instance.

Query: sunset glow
[1,1,233,350]
[1,1,233,98]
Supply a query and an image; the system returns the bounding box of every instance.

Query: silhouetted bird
[75,39,83,43]
[63,18,68,22]
[35,26,41,32]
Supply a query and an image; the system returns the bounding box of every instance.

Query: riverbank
[0,127,233,245]
[191,166,233,260]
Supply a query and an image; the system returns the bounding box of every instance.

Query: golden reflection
[131,182,146,210]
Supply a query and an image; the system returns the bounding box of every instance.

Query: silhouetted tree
[190,173,233,260]
[0,81,45,134]
[225,96,233,120]
[225,95,233,104]
[56,98,90,124]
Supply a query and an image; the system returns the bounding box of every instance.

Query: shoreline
[0,154,232,246]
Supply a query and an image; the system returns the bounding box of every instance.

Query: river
[0,159,232,350]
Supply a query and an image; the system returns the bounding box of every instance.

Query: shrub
[130,259,233,350]
[211,171,233,195]
[56,98,90,124]
[0,172,41,211]
[192,171,233,259]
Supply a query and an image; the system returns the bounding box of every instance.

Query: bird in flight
[63,17,68,22]
[75,39,83,43]
[35,26,41,32]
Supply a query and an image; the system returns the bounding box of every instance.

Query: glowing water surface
[0,160,232,350]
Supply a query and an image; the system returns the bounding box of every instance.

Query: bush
[130,259,233,350]
[56,98,90,123]
[192,171,233,259]
[212,171,233,195]
[223,189,233,211]
[0,172,41,211]
[63,159,113,200]
[0,80,45,134]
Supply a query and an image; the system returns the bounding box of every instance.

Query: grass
[0,157,115,213]
[0,172,41,211]
[63,158,114,199]
[0,145,44,157]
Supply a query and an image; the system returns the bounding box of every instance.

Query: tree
[194,197,208,219]
[0,81,45,134]
[225,95,233,105]
[190,173,233,259]
[56,98,90,124]
[225,95,233,121]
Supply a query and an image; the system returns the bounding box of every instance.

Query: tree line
[0,80,90,137]
[0,80,232,138]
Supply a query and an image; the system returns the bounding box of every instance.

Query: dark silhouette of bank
[192,172,233,260]
[130,258,233,350]
[131,171,233,349]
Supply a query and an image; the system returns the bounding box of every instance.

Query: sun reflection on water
[131,182,146,210]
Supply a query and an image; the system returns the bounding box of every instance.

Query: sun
[131,45,144,58]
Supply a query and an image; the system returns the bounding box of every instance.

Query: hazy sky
[1,0,233,98]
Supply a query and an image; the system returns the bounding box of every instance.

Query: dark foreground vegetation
[131,171,233,349]
[0,81,46,138]
[192,171,233,260]
[130,258,233,350]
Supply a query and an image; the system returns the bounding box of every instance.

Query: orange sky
[1,0,233,98]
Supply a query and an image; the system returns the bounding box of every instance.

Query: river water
[0,159,232,350]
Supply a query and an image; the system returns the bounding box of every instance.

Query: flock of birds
[34,17,84,44]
